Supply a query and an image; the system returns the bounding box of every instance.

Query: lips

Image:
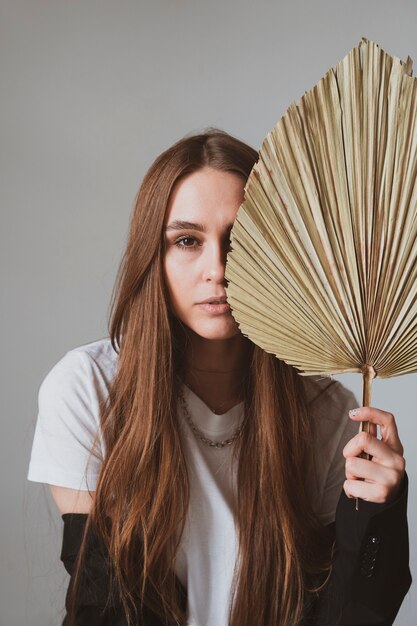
[199,296,228,304]
[198,299,230,315]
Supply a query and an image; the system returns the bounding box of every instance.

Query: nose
[202,240,229,284]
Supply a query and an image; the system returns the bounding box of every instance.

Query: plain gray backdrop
[1,1,416,624]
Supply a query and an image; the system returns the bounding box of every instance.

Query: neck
[179,330,251,413]
[185,330,250,371]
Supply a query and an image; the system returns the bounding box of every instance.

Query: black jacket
[60,474,411,626]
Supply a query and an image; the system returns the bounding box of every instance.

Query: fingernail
[349,408,360,418]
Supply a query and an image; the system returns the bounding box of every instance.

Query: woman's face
[163,166,245,341]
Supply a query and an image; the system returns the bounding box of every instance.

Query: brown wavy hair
[68,129,333,625]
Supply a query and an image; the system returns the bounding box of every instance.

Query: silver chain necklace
[178,386,245,449]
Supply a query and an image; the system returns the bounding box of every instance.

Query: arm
[313,406,412,625]
[54,492,179,626]
[50,486,93,514]
[28,348,128,624]
[314,474,411,625]
[50,487,126,625]
[60,513,130,626]
[50,486,120,625]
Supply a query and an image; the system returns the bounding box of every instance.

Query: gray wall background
[1,1,416,624]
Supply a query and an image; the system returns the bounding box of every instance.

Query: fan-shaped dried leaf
[226,39,417,380]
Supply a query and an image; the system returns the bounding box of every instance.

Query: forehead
[165,167,245,225]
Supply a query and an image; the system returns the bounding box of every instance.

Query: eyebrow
[165,220,234,233]
[165,220,206,232]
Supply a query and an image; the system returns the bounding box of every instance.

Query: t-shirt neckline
[180,383,245,437]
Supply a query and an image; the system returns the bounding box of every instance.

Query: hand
[342,406,406,504]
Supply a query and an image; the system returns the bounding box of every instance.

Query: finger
[345,456,403,486]
[344,478,395,504]
[350,418,377,438]
[348,406,403,455]
[343,432,405,472]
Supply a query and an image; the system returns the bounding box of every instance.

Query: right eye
[174,236,200,250]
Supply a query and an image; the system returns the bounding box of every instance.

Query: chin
[191,320,241,341]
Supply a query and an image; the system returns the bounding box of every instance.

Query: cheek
[163,257,176,301]
[163,253,193,313]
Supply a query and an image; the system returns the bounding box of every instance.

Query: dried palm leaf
[225,39,416,484]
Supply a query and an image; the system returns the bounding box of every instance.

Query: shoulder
[302,374,358,416]
[36,337,119,442]
[29,338,118,490]
[43,336,118,380]
[39,337,118,407]
[301,374,359,454]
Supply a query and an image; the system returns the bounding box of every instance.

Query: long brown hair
[69,129,333,625]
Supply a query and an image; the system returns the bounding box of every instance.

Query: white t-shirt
[28,338,359,626]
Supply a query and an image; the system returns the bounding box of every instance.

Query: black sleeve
[60,514,172,626]
[60,513,129,626]
[313,472,412,625]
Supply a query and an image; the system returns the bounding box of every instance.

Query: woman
[28,129,411,625]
